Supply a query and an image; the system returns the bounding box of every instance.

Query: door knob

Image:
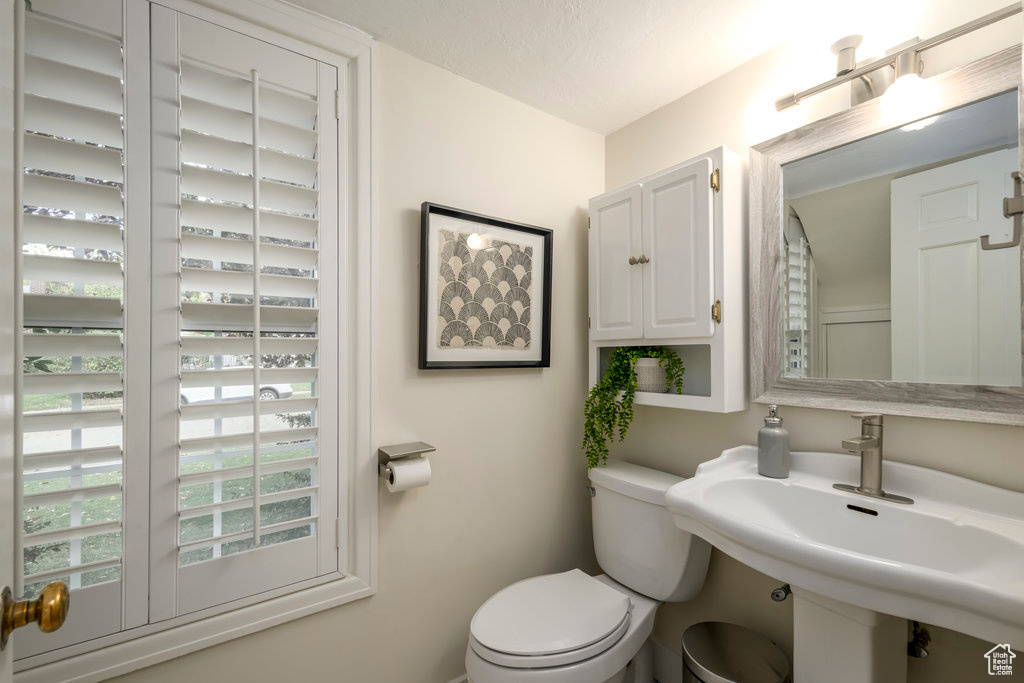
[637,254,650,264]
[628,256,638,265]
[1,581,70,650]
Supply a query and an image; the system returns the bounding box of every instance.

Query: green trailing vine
[583,346,684,469]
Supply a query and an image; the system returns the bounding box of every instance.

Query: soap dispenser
[758,404,790,478]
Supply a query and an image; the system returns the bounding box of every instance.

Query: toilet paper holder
[377,441,436,479]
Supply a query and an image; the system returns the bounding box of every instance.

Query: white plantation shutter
[149,8,340,618]
[18,5,126,655]
[13,0,360,666]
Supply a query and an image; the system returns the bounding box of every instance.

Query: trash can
[682,621,791,683]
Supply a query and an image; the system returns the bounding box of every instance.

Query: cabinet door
[590,185,643,340]
[641,157,714,339]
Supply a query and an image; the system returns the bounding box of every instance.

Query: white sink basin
[665,445,1024,647]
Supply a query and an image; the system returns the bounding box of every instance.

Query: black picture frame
[419,202,553,369]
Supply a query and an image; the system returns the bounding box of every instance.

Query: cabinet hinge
[711,299,722,324]
[588,316,591,329]
[587,217,591,230]
[335,90,341,120]
[711,168,721,193]
[335,518,343,549]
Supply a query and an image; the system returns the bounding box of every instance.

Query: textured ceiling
[289,0,824,133]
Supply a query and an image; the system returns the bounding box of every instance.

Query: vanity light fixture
[775,2,1021,111]
[881,50,938,127]
[831,35,862,76]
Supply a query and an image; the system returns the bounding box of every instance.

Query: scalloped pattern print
[437,229,532,349]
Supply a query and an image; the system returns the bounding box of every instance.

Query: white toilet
[465,460,712,683]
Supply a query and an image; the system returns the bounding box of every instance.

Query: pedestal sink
[664,446,1024,683]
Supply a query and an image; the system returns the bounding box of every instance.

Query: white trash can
[682,622,791,683]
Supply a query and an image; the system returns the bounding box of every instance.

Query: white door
[589,185,643,340]
[891,148,1021,385]
[1,0,16,676]
[641,157,715,339]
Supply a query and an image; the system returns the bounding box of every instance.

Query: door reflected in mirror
[781,90,1021,386]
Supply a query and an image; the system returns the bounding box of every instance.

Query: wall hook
[981,171,1023,250]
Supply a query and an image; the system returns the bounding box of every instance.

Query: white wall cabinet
[588,146,747,413]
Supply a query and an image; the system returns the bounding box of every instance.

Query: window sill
[14,575,376,683]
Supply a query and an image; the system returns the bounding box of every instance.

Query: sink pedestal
[793,589,906,683]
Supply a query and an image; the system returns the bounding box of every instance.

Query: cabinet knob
[628,256,638,266]
[637,254,650,264]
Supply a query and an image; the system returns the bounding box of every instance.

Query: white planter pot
[634,357,667,393]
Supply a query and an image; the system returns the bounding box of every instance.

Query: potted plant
[583,346,684,469]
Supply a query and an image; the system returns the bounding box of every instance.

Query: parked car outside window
[180,379,294,405]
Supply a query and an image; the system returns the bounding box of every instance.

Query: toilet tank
[588,460,710,602]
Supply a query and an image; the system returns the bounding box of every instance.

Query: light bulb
[881,73,937,128]
[466,233,483,250]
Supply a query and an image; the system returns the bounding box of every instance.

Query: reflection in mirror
[781,91,1021,386]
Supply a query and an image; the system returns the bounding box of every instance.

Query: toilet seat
[469,569,632,669]
[469,613,630,669]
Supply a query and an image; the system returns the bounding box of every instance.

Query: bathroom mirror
[750,45,1024,424]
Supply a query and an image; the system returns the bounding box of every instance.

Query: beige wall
[113,44,603,683]
[606,5,1023,682]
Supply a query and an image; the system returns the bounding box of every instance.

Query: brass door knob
[1,581,70,650]
[628,256,638,265]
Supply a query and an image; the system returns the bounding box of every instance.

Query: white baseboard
[653,639,683,683]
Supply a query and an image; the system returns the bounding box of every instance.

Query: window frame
[11,0,378,678]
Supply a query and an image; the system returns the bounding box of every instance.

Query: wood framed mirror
[750,45,1024,425]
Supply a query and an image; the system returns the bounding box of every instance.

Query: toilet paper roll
[385,456,432,492]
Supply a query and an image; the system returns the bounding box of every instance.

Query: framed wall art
[419,202,553,369]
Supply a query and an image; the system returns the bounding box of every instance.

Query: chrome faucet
[833,414,913,505]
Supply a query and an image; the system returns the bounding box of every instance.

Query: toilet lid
[470,569,631,656]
